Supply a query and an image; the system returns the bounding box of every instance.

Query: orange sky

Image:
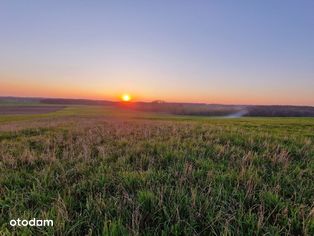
[1,1,314,106]
[1,79,313,106]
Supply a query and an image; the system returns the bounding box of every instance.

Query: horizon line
[1,95,313,108]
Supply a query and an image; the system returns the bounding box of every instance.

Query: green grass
[0,105,313,235]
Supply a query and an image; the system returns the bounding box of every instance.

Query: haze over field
[1,1,314,105]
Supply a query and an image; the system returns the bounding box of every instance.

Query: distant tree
[151,100,166,104]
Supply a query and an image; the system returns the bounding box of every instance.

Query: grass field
[0,105,313,235]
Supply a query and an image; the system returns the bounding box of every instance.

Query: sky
[0,1,313,105]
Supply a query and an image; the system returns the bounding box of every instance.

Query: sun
[121,94,132,102]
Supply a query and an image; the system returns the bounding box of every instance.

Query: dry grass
[0,112,314,235]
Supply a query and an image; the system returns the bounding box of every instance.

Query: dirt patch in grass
[0,106,66,115]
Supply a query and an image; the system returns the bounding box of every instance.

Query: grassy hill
[0,105,313,235]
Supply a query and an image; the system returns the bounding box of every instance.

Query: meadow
[0,105,313,235]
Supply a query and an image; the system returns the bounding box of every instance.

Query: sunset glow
[121,94,131,102]
[0,2,313,106]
